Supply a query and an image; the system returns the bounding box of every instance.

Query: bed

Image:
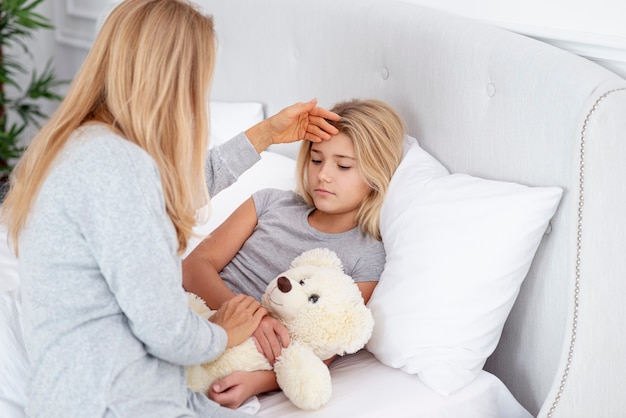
[2,0,626,417]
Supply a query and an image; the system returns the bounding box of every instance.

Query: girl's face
[307,133,372,220]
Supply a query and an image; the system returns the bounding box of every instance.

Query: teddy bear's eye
[308,294,320,304]
[299,279,305,286]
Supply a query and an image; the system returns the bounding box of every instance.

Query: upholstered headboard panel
[196,0,626,416]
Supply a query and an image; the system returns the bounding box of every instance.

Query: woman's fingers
[209,295,267,348]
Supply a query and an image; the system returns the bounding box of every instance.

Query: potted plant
[1,0,66,200]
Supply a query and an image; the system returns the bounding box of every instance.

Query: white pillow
[209,101,264,147]
[366,136,563,396]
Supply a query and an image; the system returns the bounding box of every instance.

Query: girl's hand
[253,315,291,365]
[245,99,340,153]
[208,370,277,409]
[208,294,267,348]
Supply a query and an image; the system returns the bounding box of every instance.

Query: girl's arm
[183,195,291,364]
[182,197,258,309]
[208,370,278,410]
[357,281,377,304]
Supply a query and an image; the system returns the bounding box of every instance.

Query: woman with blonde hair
[0,0,339,416]
[183,98,405,409]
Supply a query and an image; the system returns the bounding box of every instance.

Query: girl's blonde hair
[296,99,405,240]
[1,0,215,255]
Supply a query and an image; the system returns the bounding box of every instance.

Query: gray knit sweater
[19,125,258,418]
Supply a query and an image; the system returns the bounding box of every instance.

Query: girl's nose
[317,163,331,182]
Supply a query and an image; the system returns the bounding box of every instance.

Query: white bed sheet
[257,350,532,418]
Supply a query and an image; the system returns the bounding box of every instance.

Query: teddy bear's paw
[274,343,332,410]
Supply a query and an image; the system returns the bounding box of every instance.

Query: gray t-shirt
[221,188,386,300]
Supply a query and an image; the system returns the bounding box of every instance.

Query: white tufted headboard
[196,0,626,416]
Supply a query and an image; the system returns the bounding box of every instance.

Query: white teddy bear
[186,247,375,410]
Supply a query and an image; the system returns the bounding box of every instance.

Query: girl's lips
[314,188,334,196]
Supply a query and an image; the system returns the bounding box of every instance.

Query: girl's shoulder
[253,187,305,204]
[252,188,309,214]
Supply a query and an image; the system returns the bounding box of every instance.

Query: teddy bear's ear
[290,248,343,271]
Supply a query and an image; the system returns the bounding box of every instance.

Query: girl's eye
[308,294,320,304]
[311,159,322,165]
[338,165,351,170]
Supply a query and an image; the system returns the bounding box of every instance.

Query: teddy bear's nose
[277,276,292,293]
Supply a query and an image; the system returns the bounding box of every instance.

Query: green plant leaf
[0,0,64,171]
[26,60,66,101]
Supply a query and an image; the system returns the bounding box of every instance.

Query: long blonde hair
[1,0,215,255]
[296,99,405,240]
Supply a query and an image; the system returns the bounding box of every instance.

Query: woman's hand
[245,99,340,153]
[208,370,278,409]
[253,315,291,365]
[208,294,267,348]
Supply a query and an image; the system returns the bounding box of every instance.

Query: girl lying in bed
[183,98,406,409]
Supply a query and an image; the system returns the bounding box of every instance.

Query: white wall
[50,0,110,82]
[400,0,625,37]
[10,0,107,96]
[399,0,626,77]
